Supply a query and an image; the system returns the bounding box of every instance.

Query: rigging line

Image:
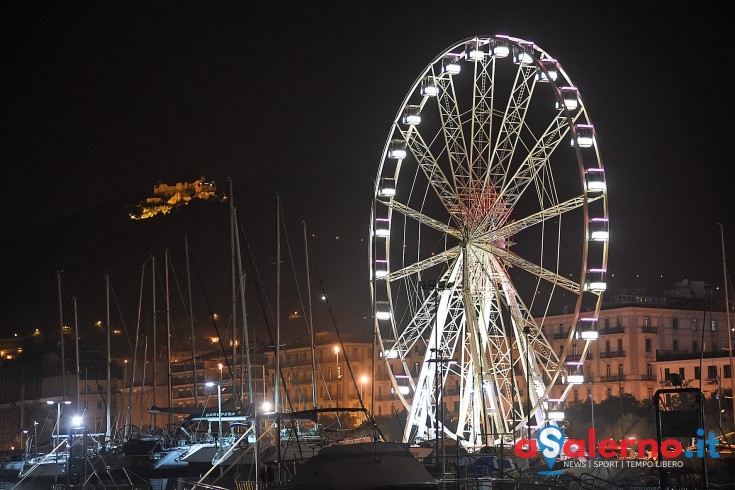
[700,283,710,392]
[236,208,276,348]
[307,246,386,440]
[278,204,311,408]
[279,205,312,334]
[155,251,185,361]
[188,247,241,405]
[163,252,194,355]
[106,277,136,358]
[235,205,303,415]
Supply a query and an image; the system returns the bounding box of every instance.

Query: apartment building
[545,291,730,407]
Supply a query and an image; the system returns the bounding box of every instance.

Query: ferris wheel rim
[370,34,608,448]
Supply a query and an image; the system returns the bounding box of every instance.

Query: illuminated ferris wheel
[369,35,609,449]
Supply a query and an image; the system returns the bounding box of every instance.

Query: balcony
[600,374,626,382]
[553,330,570,340]
[641,326,658,334]
[599,326,625,335]
[656,349,730,361]
[599,350,625,359]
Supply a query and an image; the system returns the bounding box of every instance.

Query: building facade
[1,290,731,452]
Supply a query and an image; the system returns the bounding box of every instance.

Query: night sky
[2,2,732,354]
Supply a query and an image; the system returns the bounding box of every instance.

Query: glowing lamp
[512,42,534,65]
[585,168,606,193]
[376,301,391,321]
[402,105,421,125]
[589,218,609,241]
[572,124,595,148]
[465,41,485,61]
[490,37,510,58]
[420,77,439,96]
[548,411,565,421]
[537,58,558,82]
[557,87,579,111]
[442,56,461,75]
[375,218,390,237]
[378,178,396,197]
[388,140,407,159]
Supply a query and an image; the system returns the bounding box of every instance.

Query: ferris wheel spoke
[403,128,466,218]
[478,194,593,242]
[474,241,580,294]
[385,247,460,283]
[468,55,495,193]
[489,114,570,220]
[486,64,538,196]
[434,69,473,197]
[382,199,461,240]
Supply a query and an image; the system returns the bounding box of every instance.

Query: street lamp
[590,388,597,443]
[360,376,369,421]
[716,375,723,428]
[33,420,38,456]
[71,415,87,478]
[46,399,72,448]
[46,399,71,483]
[206,381,223,441]
[21,428,28,456]
[333,346,341,406]
[523,325,531,442]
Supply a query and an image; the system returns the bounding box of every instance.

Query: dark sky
[2,2,732,352]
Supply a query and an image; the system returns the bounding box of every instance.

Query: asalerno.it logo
[513,425,720,475]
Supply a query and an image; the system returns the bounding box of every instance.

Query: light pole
[717,375,723,428]
[33,420,38,456]
[46,399,71,483]
[46,399,72,449]
[589,389,595,443]
[206,381,223,442]
[523,325,531,442]
[21,428,28,456]
[71,415,87,479]
[360,376,368,421]
[333,345,341,406]
[122,359,128,432]
[619,375,624,441]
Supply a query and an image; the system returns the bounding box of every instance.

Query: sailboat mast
[165,249,173,423]
[185,236,198,409]
[304,221,317,409]
[73,296,80,411]
[234,206,254,404]
[720,223,734,433]
[275,195,282,465]
[230,178,238,404]
[105,274,112,442]
[139,334,148,428]
[128,260,146,440]
[151,254,157,428]
[57,270,66,402]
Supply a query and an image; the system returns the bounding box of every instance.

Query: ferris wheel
[369,35,609,449]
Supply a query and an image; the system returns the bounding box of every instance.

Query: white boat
[150,445,190,473]
[17,451,67,480]
[0,457,26,480]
